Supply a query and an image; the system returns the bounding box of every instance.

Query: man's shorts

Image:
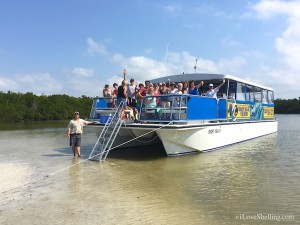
[70,134,81,147]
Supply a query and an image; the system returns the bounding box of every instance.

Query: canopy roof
[150,73,273,91]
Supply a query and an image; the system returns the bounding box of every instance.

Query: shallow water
[0,115,299,224]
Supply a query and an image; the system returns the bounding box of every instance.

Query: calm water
[0,115,299,225]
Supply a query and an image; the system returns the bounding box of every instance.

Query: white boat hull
[156,121,278,155]
[92,120,277,155]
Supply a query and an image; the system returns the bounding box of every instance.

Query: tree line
[0,91,299,123]
[274,98,300,114]
[0,91,93,122]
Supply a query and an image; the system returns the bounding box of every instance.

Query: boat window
[268,91,274,104]
[262,90,268,104]
[226,81,236,99]
[245,85,254,102]
[254,87,262,103]
[236,82,246,101]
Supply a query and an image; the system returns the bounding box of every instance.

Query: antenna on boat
[194,58,198,73]
[164,43,169,75]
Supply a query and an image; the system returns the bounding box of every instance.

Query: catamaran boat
[88,73,277,159]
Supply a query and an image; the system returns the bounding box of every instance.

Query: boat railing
[140,95,188,123]
[140,95,228,123]
[89,97,117,123]
[90,95,228,124]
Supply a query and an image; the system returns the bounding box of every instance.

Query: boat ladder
[89,102,124,161]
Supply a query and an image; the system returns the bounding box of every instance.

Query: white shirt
[206,87,219,97]
[170,88,178,95]
[68,119,89,134]
[127,84,136,98]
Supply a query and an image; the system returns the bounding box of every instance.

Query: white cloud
[0,77,18,90]
[251,0,300,69]
[0,73,62,95]
[109,50,246,82]
[87,37,109,55]
[242,0,300,98]
[71,67,94,78]
[62,67,103,97]
[250,0,299,19]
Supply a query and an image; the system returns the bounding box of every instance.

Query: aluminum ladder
[89,102,124,161]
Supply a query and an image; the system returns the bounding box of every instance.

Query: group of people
[103,78,226,108]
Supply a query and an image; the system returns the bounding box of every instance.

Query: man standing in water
[67,111,94,157]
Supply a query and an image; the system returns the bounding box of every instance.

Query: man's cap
[162,82,166,85]
[170,82,176,86]
[209,84,213,87]
[74,111,80,115]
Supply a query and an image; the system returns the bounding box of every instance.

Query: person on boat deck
[120,106,139,122]
[145,80,151,89]
[103,84,114,108]
[196,81,205,96]
[158,82,163,92]
[135,83,147,110]
[182,81,189,94]
[112,83,118,97]
[205,79,225,97]
[126,78,136,107]
[153,83,161,105]
[188,80,199,95]
[153,83,161,95]
[144,87,157,108]
[112,83,118,107]
[177,83,183,94]
[67,111,95,157]
[228,92,235,99]
[169,82,178,94]
[160,82,170,108]
[117,80,127,107]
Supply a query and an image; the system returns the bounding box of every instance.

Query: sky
[0,0,299,99]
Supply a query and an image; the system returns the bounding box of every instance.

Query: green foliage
[0,91,93,122]
[274,98,300,114]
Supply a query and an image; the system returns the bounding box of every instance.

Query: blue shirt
[188,87,198,95]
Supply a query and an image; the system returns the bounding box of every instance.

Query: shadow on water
[106,143,167,161]
[46,143,167,161]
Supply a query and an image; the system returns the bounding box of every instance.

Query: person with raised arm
[205,79,225,97]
